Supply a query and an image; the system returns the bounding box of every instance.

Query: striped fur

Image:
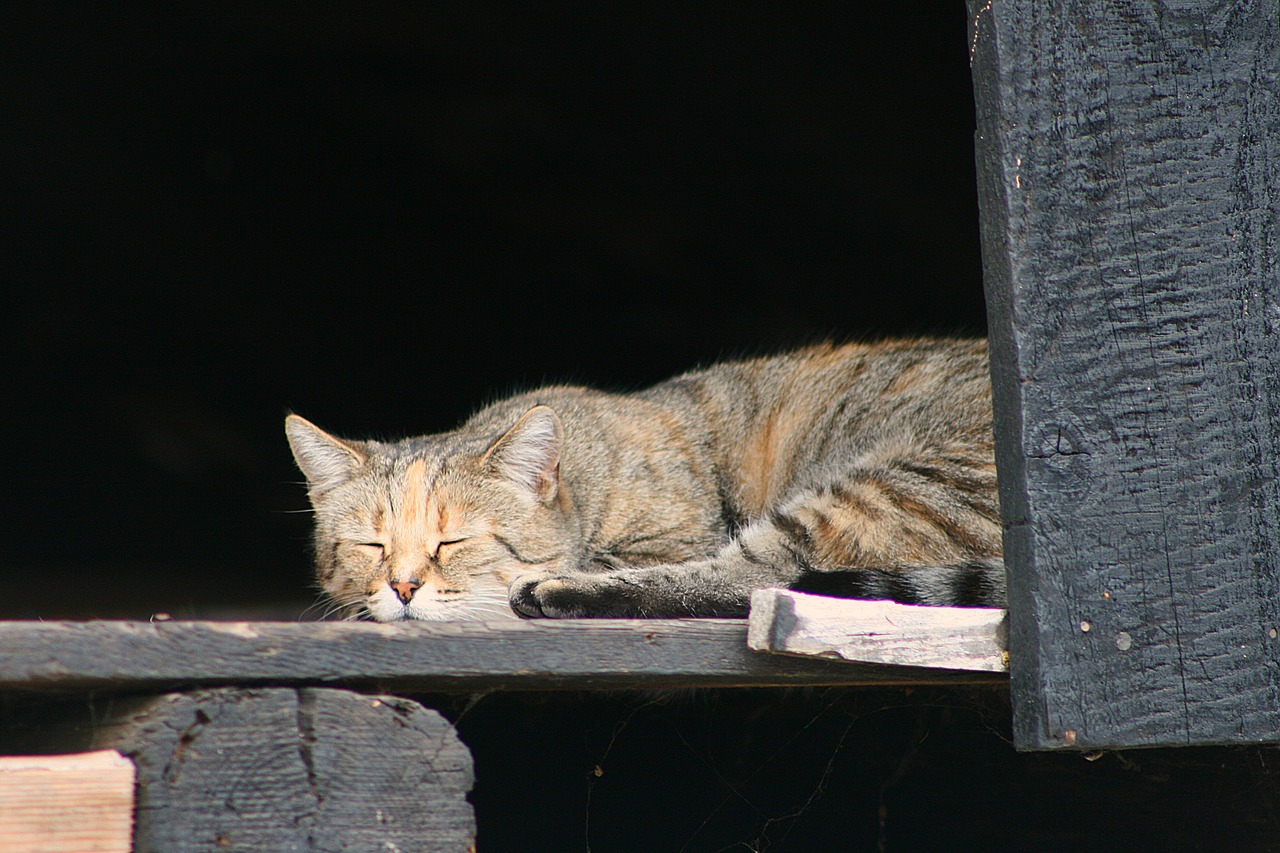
[286,338,1004,621]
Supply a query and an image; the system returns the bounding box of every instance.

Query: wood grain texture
[970,0,1280,748]
[0,750,134,853]
[84,688,474,852]
[0,619,1006,692]
[747,589,1008,672]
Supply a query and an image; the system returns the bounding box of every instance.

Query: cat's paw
[508,572,609,618]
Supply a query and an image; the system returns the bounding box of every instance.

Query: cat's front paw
[509,572,609,619]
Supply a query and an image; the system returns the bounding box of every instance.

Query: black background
[6,3,984,619]
[10,7,1280,851]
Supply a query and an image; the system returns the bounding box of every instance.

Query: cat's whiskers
[298,599,331,621]
[311,593,368,622]
[324,605,361,622]
[472,591,516,605]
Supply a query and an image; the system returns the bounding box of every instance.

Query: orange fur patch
[399,460,429,524]
[739,411,778,515]
[386,460,449,574]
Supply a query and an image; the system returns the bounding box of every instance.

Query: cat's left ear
[285,414,368,498]
[482,405,563,502]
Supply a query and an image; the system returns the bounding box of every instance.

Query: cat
[286,338,1004,622]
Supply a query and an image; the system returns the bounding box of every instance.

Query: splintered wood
[748,588,1009,672]
[0,750,134,852]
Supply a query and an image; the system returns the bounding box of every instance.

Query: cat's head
[285,407,575,621]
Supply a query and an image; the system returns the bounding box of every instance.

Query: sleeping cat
[286,338,1004,622]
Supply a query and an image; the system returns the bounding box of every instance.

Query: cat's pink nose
[391,580,421,604]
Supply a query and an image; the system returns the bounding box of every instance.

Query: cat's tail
[790,557,1007,608]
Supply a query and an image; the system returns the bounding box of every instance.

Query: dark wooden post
[970,0,1280,749]
[89,688,475,851]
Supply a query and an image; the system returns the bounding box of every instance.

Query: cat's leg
[507,522,799,618]
[509,462,1005,617]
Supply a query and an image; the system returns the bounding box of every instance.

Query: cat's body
[287,338,1004,622]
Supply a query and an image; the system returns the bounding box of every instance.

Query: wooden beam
[970,0,1280,748]
[0,619,1005,693]
[0,750,134,853]
[82,688,475,852]
[747,589,1008,672]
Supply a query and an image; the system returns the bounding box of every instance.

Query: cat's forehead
[365,436,448,477]
[385,448,444,479]
[378,430,483,466]
[369,453,447,505]
[367,440,486,507]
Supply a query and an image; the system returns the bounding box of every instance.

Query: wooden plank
[0,750,134,853]
[80,688,474,853]
[747,589,1008,672]
[0,619,1004,692]
[970,0,1280,748]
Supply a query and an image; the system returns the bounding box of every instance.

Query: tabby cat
[286,338,1004,622]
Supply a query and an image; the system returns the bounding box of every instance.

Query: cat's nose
[390,579,421,604]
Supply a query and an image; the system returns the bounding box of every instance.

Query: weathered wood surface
[0,619,1006,692]
[748,589,1008,672]
[970,0,1280,748]
[0,750,134,853]
[79,687,475,853]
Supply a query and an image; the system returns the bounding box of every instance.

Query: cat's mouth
[365,585,519,622]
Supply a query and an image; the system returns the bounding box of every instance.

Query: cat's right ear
[481,405,563,503]
[285,414,367,498]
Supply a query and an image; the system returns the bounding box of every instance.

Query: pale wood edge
[0,749,135,853]
[0,749,133,772]
[748,588,1011,673]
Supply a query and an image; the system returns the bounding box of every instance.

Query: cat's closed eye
[435,538,470,558]
[354,543,385,560]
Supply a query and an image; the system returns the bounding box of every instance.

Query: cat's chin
[365,588,522,623]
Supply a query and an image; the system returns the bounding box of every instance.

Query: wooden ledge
[0,618,1006,693]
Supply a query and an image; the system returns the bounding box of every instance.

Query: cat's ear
[482,405,563,502]
[285,414,367,497]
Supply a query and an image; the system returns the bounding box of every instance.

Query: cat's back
[645,338,993,518]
